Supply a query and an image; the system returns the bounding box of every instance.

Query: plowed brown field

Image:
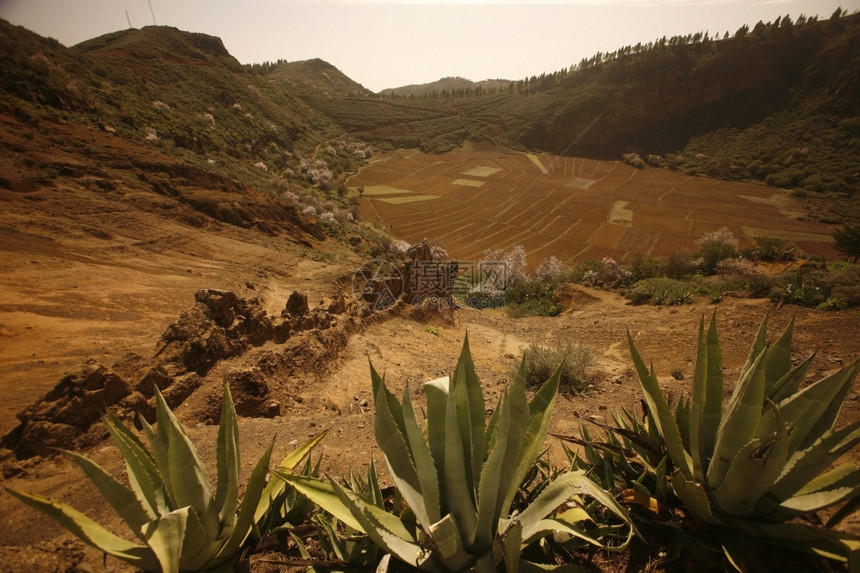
[351,147,837,267]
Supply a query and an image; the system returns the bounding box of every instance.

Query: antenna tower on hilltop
[147,0,158,26]
[125,10,132,29]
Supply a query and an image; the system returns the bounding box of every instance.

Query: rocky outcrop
[0,361,130,458]
[0,287,365,460]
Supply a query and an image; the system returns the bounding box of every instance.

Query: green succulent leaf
[102,408,168,517]
[690,314,723,482]
[780,463,860,513]
[711,401,791,517]
[503,359,561,515]
[766,353,815,406]
[141,506,189,573]
[518,470,634,550]
[442,360,479,547]
[455,333,487,487]
[5,488,160,571]
[730,520,860,562]
[763,316,795,396]
[739,316,768,381]
[762,420,860,513]
[373,375,433,529]
[671,473,721,526]
[215,383,240,531]
[628,331,693,479]
[474,388,514,550]
[371,360,408,444]
[153,388,219,541]
[425,375,450,483]
[255,430,326,524]
[329,478,434,570]
[707,344,767,490]
[214,438,275,561]
[61,449,152,537]
[428,513,474,571]
[401,381,443,525]
[10,384,276,573]
[498,519,523,573]
[782,358,860,453]
[271,471,364,532]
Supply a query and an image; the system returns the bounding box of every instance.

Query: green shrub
[628,253,665,282]
[816,297,849,311]
[518,340,595,393]
[746,271,775,298]
[662,250,698,279]
[626,278,693,306]
[833,224,860,262]
[695,227,739,275]
[832,284,860,307]
[742,236,796,262]
[699,281,725,304]
[770,268,830,307]
[505,281,563,316]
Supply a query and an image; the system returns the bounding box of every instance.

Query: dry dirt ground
[0,114,858,571]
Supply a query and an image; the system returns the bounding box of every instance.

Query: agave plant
[253,431,325,538]
[562,408,673,512]
[7,385,323,573]
[626,313,860,567]
[276,335,634,571]
[287,460,388,569]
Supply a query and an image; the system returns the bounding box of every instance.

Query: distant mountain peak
[380,76,512,97]
[267,58,373,98]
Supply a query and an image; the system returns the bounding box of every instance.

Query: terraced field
[351,147,837,267]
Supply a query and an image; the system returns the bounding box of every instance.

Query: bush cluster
[517,340,595,393]
[455,229,857,315]
[626,278,693,306]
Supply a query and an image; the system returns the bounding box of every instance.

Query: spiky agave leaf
[690,314,723,483]
[285,334,633,571]
[60,449,153,538]
[101,407,168,518]
[627,330,693,480]
[215,383,240,532]
[254,430,326,527]
[706,343,767,491]
[514,470,635,551]
[4,488,160,571]
[372,374,439,532]
[8,382,278,572]
[633,314,860,566]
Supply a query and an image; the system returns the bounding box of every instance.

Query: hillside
[0,18,393,429]
[380,76,511,98]
[266,58,374,98]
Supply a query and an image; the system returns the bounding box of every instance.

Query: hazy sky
[1,0,856,92]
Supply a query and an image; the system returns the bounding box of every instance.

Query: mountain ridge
[1,11,858,220]
[380,76,512,97]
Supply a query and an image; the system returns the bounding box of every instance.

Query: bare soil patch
[351,149,838,268]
